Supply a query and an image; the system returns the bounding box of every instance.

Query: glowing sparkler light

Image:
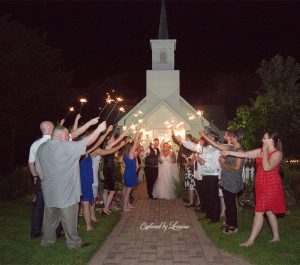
[119,107,125,112]
[130,124,137,130]
[116,97,123,102]
[187,113,196,120]
[106,97,114,104]
[134,110,143,117]
[64,106,75,119]
[80,98,88,103]
[79,98,88,113]
[197,110,204,116]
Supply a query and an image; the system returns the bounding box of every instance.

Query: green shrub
[0,166,33,200]
[282,162,300,201]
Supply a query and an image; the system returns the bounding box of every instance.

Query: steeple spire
[158,0,169,39]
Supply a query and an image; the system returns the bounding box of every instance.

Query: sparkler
[79,98,87,113]
[105,97,123,120]
[64,106,75,119]
[98,94,114,117]
[113,106,126,124]
[196,110,204,117]
[187,112,196,120]
[134,110,143,117]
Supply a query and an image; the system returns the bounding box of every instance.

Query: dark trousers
[144,166,158,198]
[202,175,220,222]
[31,177,63,237]
[223,188,238,227]
[195,179,206,212]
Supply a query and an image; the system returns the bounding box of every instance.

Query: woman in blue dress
[80,154,94,231]
[123,132,143,212]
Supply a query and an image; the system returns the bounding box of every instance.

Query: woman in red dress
[222,131,286,247]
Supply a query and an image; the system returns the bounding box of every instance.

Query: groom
[144,138,160,199]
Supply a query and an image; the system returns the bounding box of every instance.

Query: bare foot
[123,208,132,212]
[91,217,99,222]
[239,240,254,247]
[269,239,280,243]
[86,226,94,231]
[101,209,111,216]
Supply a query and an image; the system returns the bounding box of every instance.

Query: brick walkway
[89,182,251,265]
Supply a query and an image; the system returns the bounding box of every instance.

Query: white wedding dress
[152,153,179,200]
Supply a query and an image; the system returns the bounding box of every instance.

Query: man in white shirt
[181,132,221,223]
[28,121,63,239]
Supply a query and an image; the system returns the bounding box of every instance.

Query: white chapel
[117,1,218,145]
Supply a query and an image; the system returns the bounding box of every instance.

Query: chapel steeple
[150,0,176,70]
[158,0,169,39]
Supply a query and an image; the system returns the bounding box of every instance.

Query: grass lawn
[198,205,300,265]
[0,199,121,265]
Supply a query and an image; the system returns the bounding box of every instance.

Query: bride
[152,142,179,200]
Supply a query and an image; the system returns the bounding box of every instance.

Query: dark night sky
[2,1,300,115]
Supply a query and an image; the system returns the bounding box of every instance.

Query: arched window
[160,52,167,64]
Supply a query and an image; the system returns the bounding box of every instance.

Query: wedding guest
[200,129,244,234]
[28,121,62,239]
[171,131,193,202]
[35,121,107,249]
[198,131,221,223]
[79,127,125,229]
[222,131,286,247]
[144,138,160,199]
[101,129,128,215]
[123,132,143,211]
[180,137,206,212]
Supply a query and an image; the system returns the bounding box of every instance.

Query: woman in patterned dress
[222,131,286,247]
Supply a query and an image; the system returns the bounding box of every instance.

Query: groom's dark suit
[144,146,160,198]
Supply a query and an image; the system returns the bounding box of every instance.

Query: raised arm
[221,148,261,159]
[171,130,181,146]
[199,130,229,151]
[262,141,283,171]
[72,114,81,131]
[71,117,99,140]
[92,141,125,157]
[87,125,113,153]
[182,140,203,153]
[84,121,107,146]
[105,128,128,150]
[129,132,142,159]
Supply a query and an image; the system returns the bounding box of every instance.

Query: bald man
[35,122,107,249]
[29,121,63,239]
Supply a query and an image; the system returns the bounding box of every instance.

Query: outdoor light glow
[119,107,125,112]
[123,126,127,131]
[116,97,123,102]
[70,107,74,112]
